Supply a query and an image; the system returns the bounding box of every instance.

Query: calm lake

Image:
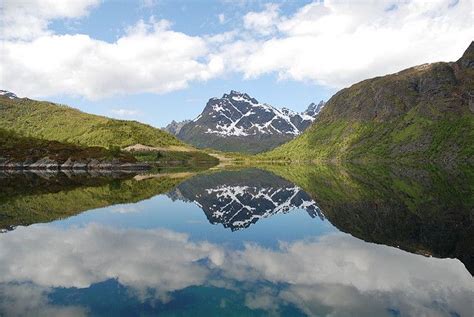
[0,165,472,316]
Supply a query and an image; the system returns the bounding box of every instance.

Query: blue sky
[48,0,330,127]
[1,0,471,127]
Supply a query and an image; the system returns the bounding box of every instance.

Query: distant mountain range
[167,168,324,231]
[264,41,474,164]
[164,91,325,153]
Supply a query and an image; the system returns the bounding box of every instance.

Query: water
[0,165,472,316]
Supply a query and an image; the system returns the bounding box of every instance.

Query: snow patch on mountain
[0,90,18,100]
[198,90,319,137]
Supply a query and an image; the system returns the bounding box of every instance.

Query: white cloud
[227,0,474,88]
[0,18,224,99]
[0,0,99,40]
[243,3,280,36]
[218,13,226,24]
[110,108,142,117]
[0,0,472,99]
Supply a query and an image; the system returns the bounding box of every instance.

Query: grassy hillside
[262,42,474,163]
[0,96,184,149]
[0,128,135,163]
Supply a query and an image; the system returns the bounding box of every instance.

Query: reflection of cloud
[227,235,473,316]
[0,225,224,295]
[0,225,471,316]
[0,283,86,317]
[109,204,144,214]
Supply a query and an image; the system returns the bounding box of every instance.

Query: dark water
[0,165,472,317]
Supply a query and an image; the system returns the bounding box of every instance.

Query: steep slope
[0,94,185,149]
[177,91,324,153]
[263,42,474,163]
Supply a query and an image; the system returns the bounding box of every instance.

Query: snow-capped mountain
[174,91,325,153]
[0,90,18,100]
[167,168,324,231]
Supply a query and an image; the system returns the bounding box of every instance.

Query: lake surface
[0,165,472,316]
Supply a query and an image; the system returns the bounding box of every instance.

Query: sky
[0,0,472,128]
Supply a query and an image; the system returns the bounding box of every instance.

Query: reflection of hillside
[168,168,323,231]
[0,171,191,230]
[264,164,474,274]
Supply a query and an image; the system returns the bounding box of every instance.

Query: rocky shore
[0,157,150,170]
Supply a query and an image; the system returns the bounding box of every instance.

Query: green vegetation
[261,163,473,273]
[261,42,474,164]
[0,128,135,162]
[0,172,191,229]
[262,114,473,163]
[0,96,184,148]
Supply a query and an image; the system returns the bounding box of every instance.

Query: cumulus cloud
[110,108,142,117]
[0,18,224,99]
[0,0,99,40]
[243,3,280,35]
[0,0,472,99]
[0,225,471,316]
[228,0,474,87]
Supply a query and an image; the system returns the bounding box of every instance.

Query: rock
[87,159,101,169]
[29,157,59,170]
[72,160,88,170]
[60,158,74,169]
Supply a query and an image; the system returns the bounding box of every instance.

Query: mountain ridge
[262,42,474,164]
[174,90,324,153]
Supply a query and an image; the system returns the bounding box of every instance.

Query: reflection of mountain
[0,171,190,230]
[168,168,323,231]
[265,164,474,275]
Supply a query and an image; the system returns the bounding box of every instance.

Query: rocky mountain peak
[222,90,259,104]
[304,100,326,117]
[0,90,18,100]
[173,90,325,153]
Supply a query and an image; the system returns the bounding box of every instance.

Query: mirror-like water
[0,165,472,316]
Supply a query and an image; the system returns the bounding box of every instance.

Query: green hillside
[262,42,474,164]
[0,128,135,163]
[0,96,184,148]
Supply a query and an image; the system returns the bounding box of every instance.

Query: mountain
[167,168,324,231]
[0,90,18,99]
[175,91,324,153]
[263,42,474,164]
[0,92,185,149]
[163,119,192,135]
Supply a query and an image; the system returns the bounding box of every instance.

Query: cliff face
[265,42,474,164]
